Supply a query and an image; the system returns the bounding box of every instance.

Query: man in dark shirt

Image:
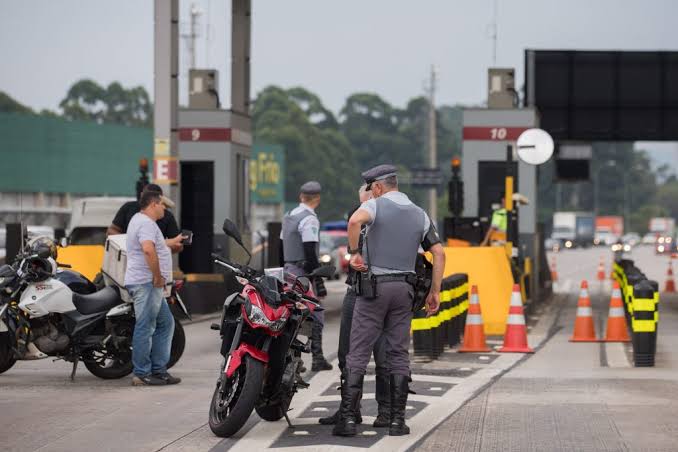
[107,184,184,254]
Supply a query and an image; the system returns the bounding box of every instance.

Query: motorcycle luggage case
[103,234,172,302]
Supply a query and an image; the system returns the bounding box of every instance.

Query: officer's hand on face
[350,253,368,272]
[425,291,440,317]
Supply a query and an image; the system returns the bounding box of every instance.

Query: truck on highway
[649,217,676,254]
[594,216,624,246]
[551,211,595,249]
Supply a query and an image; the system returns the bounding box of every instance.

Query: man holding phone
[125,190,184,386]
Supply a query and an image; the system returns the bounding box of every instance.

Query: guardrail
[613,259,659,367]
[412,273,469,360]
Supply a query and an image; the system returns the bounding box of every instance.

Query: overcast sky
[1,0,677,163]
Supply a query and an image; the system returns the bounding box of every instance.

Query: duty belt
[374,273,417,285]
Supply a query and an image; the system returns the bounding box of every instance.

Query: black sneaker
[312,358,333,372]
[153,372,181,385]
[132,374,167,386]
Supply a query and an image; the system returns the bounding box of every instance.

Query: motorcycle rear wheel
[84,350,134,379]
[167,317,185,369]
[0,332,17,374]
[209,356,264,437]
[85,315,184,379]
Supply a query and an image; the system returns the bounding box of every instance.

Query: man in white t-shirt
[125,190,184,386]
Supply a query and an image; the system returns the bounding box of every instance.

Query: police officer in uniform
[333,165,445,437]
[319,184,391,428]
[281,181,332,372]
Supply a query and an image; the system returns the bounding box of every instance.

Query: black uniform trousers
[338,287,388,377]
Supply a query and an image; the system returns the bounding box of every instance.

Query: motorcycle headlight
[247,303,287,332]
[320,254,332,264]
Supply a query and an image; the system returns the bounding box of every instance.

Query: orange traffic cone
[603,281,631,342]
[570,280,599,342]
[664,260,676,293]
[550,256,558,282]
[597,257,606,282]
[498,284,534,353]
[459,285,491,353]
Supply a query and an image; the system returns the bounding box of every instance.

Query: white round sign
[516,128,554,165]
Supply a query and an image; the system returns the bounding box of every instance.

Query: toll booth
[177,108,251,273]
[461,108,539,249]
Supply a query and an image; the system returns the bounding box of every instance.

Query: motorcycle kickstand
[283,410,295,429]
[70,357,79,381]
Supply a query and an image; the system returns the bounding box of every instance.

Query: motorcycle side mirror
[222,219,243,246]
[222,219,252,261]
[311,265,335,279]
[296,276,311,293]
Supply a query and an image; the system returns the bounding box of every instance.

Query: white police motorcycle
[0,237,184,379]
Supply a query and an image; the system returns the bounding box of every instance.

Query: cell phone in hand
[181,230,193,245]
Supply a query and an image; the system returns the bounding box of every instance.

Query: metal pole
[427,65,437,225]
[505,144,517,248]
[153,0,180,216]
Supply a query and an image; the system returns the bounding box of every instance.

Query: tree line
[2,79,675,231]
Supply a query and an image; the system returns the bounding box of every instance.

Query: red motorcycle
[208,219,334,438]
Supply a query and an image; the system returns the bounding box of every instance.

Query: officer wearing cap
[333,164,445,437]
[319,183,391,428]
[280,181,332,372]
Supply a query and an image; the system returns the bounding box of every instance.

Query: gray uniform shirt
[358,191,431,275]
[124,213,172,286]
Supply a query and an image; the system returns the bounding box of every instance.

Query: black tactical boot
[332,370,364,437]
[311,322,333,372]
[388,374,410,436]
[320,374,363,425]
[319,407,363,425]
[372,373,391,427]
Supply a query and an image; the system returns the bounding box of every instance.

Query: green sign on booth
[250,143,285,204]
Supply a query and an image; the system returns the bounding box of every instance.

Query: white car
[641,233,657,245]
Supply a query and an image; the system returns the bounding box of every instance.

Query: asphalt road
[3,245,676,451]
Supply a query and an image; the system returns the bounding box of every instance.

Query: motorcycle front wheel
[209,356,264,437]
[255,392,293,422]
[0,332,17,374]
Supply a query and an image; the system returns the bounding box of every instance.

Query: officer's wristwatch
[347,247,361,255]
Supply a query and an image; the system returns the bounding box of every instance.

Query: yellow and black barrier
[612,259,659,367]
[412,273,468,361]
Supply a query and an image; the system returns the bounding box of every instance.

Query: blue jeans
[127,283,175,377]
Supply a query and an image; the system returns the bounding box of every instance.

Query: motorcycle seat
[72,286,121,315]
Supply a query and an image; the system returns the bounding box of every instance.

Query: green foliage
[0,91,34,114]
[252,86,463,221]
[59,79,152,127]
[253,86,359,221]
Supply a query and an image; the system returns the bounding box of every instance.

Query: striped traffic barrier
[631,281,658,367]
